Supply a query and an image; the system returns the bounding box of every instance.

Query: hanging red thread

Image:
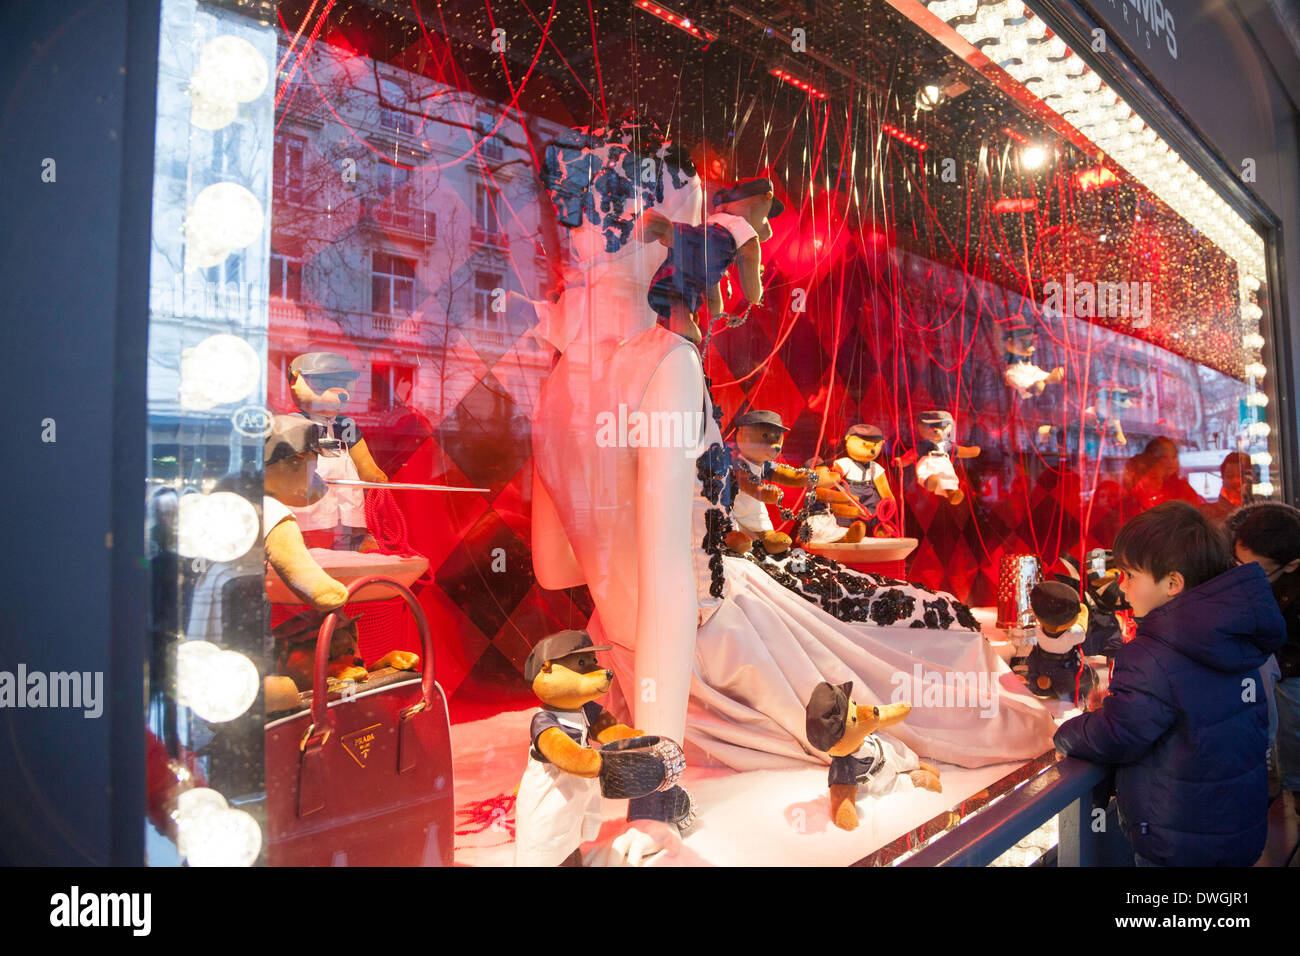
[364,488,430,584]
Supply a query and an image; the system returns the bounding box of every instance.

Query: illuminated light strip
[635,0,716,43]
[882,123,928,150]
[770,68,829,99]
[924,0,1269,382]
[1002,126,1029,145]
[1074,166,1118,190]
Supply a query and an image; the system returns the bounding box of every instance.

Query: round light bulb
[179,333,261,410]
[1246,362,1267,380]
[1251,452,1273,466]
[186,182,264,260]
[1254,482,1275,497]
[194,36,269,104]
[176,640,260,723]
[176,491,258,562]
[182,805,262,867]
[174,640,222,706]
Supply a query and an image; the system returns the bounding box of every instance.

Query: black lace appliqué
[922,599,954,630]
[954,601,981,632]
[869,589,916,627]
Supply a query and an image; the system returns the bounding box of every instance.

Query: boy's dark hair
[1226,501,1300,565]
[1113,500,1231,589]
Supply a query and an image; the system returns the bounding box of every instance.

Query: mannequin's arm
[532,464,586,589]
[633,344,703,745]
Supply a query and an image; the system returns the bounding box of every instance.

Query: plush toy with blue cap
[286,351,389,551]
[724,409,818,556]
[636,176,784,346]
[1024,581,1098,704]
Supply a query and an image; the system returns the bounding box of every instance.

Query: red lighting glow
[1074,166,1120,191]
[1003,127,1030,145]
[770,68,828,100]
[881,124,928,151]
[992,197,1037,214]
[636,1,716,43]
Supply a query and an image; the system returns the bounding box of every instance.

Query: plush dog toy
[270,607,418,695]
[805,680,942,831]
[725,409,817,556]
[894,410,980,505]
[262,416,417,711]
[515,630,687,866]
[638,177,784,345]
[286,352,388,552]
[1025,581,1098,704]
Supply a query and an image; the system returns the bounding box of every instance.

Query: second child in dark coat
[1054,501,1285,867]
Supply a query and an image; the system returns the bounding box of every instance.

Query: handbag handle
[307,575,435,737]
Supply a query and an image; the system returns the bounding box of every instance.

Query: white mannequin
[527,139,1056,865]
[530,147,706,861]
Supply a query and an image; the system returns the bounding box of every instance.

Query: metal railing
[899,756,1115,867]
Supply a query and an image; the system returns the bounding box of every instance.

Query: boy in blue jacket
[1054,501,1286,866]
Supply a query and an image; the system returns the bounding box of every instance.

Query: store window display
[143,0,1288,866]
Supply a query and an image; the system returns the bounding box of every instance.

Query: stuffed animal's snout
[860,700,911,732]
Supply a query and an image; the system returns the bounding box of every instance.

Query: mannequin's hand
[585,821,683,867]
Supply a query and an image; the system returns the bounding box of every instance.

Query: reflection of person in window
[1200,451,1255,527]
[1123,451,1166,513]
[1143,436,1202,507]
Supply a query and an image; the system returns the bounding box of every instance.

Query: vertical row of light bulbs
[923,0,1274,495]
[166,30,275,866]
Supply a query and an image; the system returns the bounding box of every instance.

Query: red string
[364,489,431,584]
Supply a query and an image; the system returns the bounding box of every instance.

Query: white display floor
[451,698,1082,867]
[451,610,1103,866]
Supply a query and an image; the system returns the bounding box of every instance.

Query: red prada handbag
[265,575,454,866]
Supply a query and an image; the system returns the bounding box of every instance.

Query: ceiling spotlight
[916,84,946,110]
[917,70,969,111]
[1021,145,1047,169]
